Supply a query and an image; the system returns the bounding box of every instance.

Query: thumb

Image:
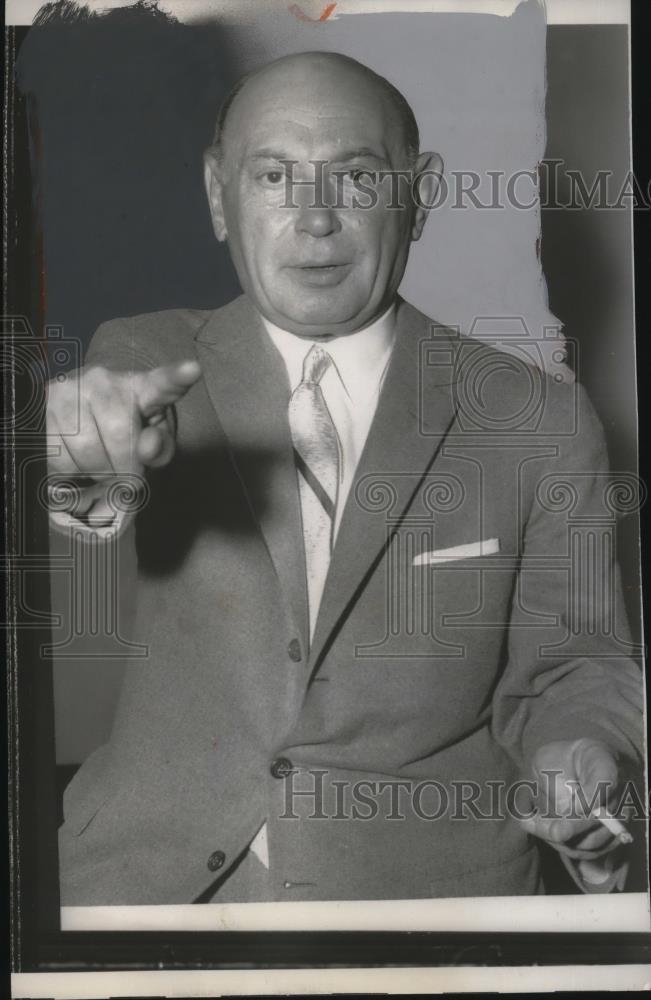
[134,360,202,420]
[136,421,177,468]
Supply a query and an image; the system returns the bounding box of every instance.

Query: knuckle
[104,415,134,442]
[73,433,105,465]
[85,365,118,398]
[547,821,567,843]
[47,375,76,409]
[87,364,109,382]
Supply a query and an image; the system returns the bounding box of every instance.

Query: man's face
[205,58,434,338]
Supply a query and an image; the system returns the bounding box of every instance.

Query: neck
[259,299,398,341]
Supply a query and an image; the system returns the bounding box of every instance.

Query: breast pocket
[353,531,511,661]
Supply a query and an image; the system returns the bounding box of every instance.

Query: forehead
[226,64,403,159]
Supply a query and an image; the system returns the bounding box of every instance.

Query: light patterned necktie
[288,344,341,639]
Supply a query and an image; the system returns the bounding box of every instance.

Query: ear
[203,149,228,242]
[411,152,444,241]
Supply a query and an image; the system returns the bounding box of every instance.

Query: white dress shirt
[248,304,397,871]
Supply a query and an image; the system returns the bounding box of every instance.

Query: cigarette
[590,808,633,844]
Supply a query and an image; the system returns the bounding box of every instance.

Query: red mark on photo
[289,3,337,22]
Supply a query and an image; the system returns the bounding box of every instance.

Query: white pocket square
[412,538,500,566]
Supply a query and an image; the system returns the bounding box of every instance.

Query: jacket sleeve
[491,381,644,770]
[490,382,645,893]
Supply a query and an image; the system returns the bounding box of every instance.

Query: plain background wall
[15,8,640,764]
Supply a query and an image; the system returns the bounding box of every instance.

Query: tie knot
[301,344,333,386]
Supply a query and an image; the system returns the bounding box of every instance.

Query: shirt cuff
[47,477,140,540]
[48,507,131,540]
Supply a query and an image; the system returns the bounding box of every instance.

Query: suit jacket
[58,295,644,904]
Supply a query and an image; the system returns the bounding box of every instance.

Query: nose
[294,204,342,238]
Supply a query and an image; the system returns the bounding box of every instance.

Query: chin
[274,297,369,333]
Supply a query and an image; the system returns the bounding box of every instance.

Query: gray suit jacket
[58,295,644,904]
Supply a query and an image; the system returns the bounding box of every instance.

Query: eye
[346,167,375,187]
[261,169,285,186]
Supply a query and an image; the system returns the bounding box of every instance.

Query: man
[49,51,644,904]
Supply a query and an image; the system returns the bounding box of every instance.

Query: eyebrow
[248,149,293,162]
[333,148,387,163]
[247,147,388,163]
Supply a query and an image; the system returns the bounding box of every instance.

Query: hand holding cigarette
[518,738,630,858]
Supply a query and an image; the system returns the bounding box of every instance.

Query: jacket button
[207,850,226,872]
[270,757,294,779]
[287,638,302,662]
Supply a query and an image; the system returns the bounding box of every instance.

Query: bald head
[212,51,419,167]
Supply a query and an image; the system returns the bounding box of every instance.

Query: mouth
[287,263,353,287]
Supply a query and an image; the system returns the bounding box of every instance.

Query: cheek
[233,219,282,282]
[244,206,291,253]
[225,182,282,242]
[352,214,403,279]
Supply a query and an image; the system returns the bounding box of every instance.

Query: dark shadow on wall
[541,25,642,642]
[542,26,636,467]
[15,1,245,766]
[15,0,243,362]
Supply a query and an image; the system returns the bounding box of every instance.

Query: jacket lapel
[307,299,461,674]
[194,295,461,673]
[194,296,309,652]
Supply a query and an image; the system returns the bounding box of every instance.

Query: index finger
[134,360,202,419]
[519,811,603,845]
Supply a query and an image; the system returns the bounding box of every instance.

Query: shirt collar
[261,302,397,401]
